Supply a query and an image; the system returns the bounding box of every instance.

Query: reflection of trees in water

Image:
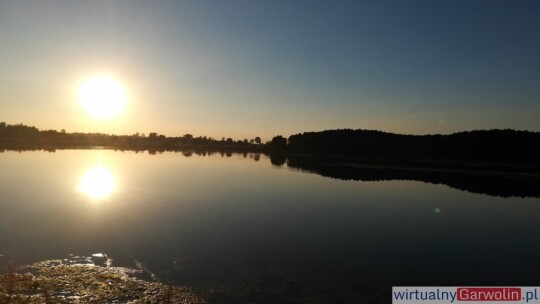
[148,149,164,155]
[0,147,57,153]
[270,154,286,166]
[121,149,261,159]
[3,148,266,164]
[283,155,540,198]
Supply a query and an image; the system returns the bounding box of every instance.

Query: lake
[1,149,539,303]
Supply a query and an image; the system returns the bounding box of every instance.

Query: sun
[78,76,127,120]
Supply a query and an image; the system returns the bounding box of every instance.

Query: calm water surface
[1,150,539,302]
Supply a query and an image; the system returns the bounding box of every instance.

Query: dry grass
[0,260,205,304]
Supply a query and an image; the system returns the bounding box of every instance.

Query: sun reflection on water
[78,165,116,200]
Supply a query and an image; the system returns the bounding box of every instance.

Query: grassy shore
[0,260,205,303]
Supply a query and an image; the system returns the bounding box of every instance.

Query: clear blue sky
[1,0,539,140]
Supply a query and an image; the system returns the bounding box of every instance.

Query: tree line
[3,122,540,163]
[270,129,540,163]
[0,122,264,150]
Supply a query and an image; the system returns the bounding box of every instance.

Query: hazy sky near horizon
[1,0,539,140]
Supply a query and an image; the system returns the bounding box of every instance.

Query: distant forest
[270,129,540,164]
[2,122,540,164]
[0,122,264,150]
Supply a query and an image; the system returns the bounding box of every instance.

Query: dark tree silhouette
[285,129,540,164]
[270,135,287,150]
[0,122,264,151]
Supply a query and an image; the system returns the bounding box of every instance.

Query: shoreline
[2,144,539,173]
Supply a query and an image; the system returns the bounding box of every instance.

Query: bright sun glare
[78,165,116,200]
[78,76,127,120]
